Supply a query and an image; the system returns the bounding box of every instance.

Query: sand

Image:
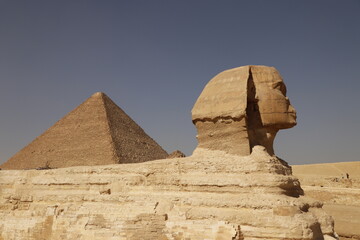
[293,161,360,240]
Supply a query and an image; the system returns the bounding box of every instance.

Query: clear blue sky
[1,0,359,165]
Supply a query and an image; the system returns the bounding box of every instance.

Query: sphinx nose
[288,104,296,114]
[285,97,295,110]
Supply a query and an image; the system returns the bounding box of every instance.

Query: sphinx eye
[281,84,287,95]
[274,82,287,95]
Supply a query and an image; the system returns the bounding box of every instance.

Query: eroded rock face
[192,65,296,156]
[0,147,337,240]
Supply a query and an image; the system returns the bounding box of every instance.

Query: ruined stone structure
[0,92,168,170]
[167,150,186,158]
[0,66,338,239]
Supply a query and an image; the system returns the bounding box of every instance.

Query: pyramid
[1,92,168,170]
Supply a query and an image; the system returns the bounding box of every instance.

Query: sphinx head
[192,65,296,156]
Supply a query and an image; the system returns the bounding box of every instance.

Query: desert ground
[293,161,360,240]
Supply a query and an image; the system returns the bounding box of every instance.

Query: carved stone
[192,65,296,156]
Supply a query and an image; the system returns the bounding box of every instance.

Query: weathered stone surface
[0,92,168,170]
[0,147,337,240]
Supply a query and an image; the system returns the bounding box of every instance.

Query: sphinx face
[253,69,297,129]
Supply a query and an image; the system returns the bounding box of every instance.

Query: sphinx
[0,65,338,240]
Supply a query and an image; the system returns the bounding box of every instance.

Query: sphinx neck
[193,117,279,156]
[247,127,278,156]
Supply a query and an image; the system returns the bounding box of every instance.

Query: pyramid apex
[91,92,107,98]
